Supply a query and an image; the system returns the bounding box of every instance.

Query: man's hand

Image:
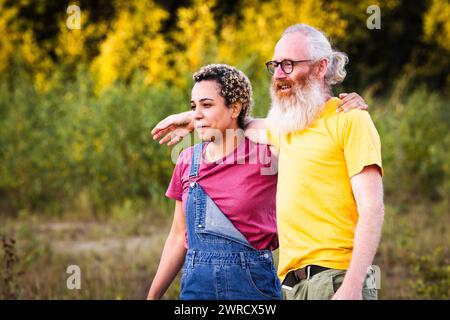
[332,283,363,300]
[337,93,368,113]
[151,111,194,146]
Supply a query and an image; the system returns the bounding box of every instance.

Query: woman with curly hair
[147,64,282,300]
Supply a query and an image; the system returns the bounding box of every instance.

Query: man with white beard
[151,24,383,300]
[262,24,384,300]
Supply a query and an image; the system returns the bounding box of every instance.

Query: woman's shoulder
[246,137,270,147]
[175,145,194,165]
[246,137,272,153]
[175,143,206,165]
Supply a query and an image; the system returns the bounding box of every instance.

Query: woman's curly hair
[193,64,253,128]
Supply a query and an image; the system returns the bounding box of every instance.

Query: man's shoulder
[330,108,374,128]
[343,108,372,119]
[342,110,377,134]
[320,108,377,146]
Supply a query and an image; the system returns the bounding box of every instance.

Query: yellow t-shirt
[267,97,383,281]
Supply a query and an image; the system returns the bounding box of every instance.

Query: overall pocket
[245,261,281,300]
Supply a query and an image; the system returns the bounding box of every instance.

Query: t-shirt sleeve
[342,110,383,178]
[165,151,187,201]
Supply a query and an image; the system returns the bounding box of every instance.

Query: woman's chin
[195,128,220,142]
[195,131,209,141]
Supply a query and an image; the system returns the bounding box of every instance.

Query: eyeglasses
[265,59,312,75]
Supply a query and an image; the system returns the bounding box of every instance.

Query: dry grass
[1,200,448,299]
[0,211,180,300]
[376,202,450,299]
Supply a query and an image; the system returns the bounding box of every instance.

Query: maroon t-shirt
[166,137,279,250]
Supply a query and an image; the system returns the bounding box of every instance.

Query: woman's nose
[193,107,203,119]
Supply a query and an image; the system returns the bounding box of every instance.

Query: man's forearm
[342,203,384,290]
[244,117,269,144]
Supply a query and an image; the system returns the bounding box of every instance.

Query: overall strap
[189,142,206,178]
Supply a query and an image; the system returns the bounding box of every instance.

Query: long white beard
[267,80,326,133]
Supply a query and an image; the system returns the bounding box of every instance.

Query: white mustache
[267,80,325,133]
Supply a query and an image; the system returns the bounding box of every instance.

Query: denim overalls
[180,142,282,300]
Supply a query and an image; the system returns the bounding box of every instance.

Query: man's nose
[274,64,287,79]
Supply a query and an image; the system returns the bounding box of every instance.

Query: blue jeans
[180,142,281,300]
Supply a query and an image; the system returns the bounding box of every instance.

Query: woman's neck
[205,129,245,162]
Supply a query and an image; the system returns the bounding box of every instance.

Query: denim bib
[180,142,282,300]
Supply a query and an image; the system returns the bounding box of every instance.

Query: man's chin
[274,90,294,100]
[268,83,326,133]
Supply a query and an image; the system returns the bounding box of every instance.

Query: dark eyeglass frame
[265,59,313,75]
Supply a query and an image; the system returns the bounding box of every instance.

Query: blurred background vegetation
[0,0,449,299]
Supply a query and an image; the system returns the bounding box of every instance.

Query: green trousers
[283,267,378,300]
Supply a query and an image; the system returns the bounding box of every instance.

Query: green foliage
[409,247,450,299]
[0,70,187,215]
[372,86,450,202]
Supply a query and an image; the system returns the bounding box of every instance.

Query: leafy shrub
[409,247,450,299]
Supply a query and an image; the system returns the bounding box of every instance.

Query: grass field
[1,199,448,300]
[0,208,180,300]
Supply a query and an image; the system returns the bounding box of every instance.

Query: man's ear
[231,101,243,119]
[315,58,329,79]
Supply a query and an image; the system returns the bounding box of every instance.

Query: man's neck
[321,82,332,101]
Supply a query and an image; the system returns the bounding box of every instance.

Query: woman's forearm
[147,232,187,299]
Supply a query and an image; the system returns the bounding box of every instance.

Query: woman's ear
[231,102,243,119]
